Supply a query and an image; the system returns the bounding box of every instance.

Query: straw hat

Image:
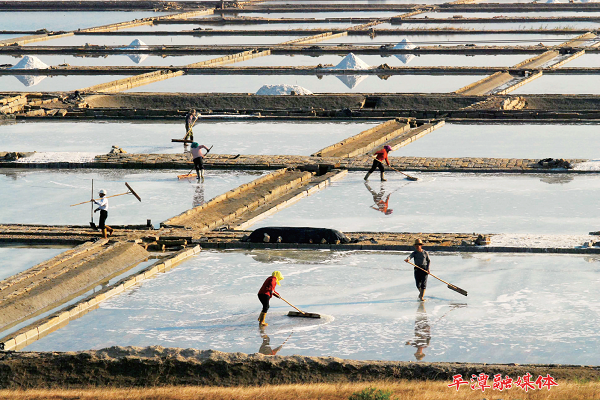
[414,239,424,246]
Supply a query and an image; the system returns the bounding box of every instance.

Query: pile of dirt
[0,346,598,389]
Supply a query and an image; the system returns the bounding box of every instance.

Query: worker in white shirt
[93,189,113,238]
[191,142,210,180]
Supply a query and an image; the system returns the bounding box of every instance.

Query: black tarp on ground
[246,227,349,244]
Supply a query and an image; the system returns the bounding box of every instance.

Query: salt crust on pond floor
[490,233,597,248]
[15,152,100,163]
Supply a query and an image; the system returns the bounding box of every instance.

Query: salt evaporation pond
[415,11,600,19]
[25,249,600,365]
[0,120,377,156]
[123,22,358,31]
[126,73,480,93]
[0,54,224,68]
[512,75,600,94]
[328,33,577,46]
[0,11,165,32]
[251,171,600,234]
[378,21,600,30]
[393,123,600,159]
[0,246,67,281]
[0,169,264,226]
[24,34,303,47]
[234,54,528,67]
[564,53,600,68]
[0,75,129,92]
[200,11,404,19]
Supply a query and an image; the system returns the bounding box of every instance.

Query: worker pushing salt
[257,271,284,327]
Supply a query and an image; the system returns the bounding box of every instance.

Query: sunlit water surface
[26,249,600,365]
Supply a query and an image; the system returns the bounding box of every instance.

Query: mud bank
[0,346,598,388]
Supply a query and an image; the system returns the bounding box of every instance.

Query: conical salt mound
[126,39,148,48]
[121,39,149,64]
[394,38,416,65]
[10,55,49,70]
[393,38,416,50]
[330,53,370,70]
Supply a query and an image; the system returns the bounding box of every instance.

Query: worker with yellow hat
[257,271,284,327]
[405,239,430,301]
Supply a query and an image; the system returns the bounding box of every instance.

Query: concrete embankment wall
[0,95,27,114]
[0,240,149,332]
[313,118,411,158]
[163,168,315,230]
[0,245,201,351]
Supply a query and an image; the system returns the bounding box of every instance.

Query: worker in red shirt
[365,145,392,182]
[257,271,284,327]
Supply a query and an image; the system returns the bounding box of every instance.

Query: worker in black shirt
[405,238,430,301]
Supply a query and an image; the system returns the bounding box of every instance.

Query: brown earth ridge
[0,346,598,389]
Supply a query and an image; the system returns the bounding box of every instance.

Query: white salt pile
[10,56,48,87]
[329,53,370,70]
[121,39,149,64]
[256,84,313,95]
[545,0,560,3]
[490,233,596,249]
[10,55,49,70]
[394,38,416,65]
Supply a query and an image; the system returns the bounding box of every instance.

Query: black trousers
[414,268,428,290]
[368,160,385,174]
[98,210,108,229]
[258,293,271,313]
[193,157,204,175]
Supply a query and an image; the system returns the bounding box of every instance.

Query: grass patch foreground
[1,380,599,400]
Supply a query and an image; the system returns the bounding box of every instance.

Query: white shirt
[94,197,108,211]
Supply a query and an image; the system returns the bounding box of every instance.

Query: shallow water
[0,54,223,68]
[0,120,377,156]
[206,11,404,19]
[25,249,600,365]
[125,22,358,31]
[564,53,600,67]
[23,34,303,47]
[125,73,481,93]
[325,33,577,46]
[379,21,600,30]
[234,53,528,67]
[0,74,130,92]
[0,246,67,281]
[0,11,165,32]
[511,74,600,94]
[0,169,264,226]
[393,123,600,159]
[251,171,600,234]
[416,11,600,19]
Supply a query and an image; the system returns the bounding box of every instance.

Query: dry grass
[1,380,599,400]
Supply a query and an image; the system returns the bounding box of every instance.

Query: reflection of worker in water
[93,189,113,239]
[405,302,431,361]
[257,271,284,327]
[364,181,393,215]
[184,109,199,141]
[405,239,430,301]
[190,142,210,181]
[364,145,392,182]
[259,333,284,355]
[192,181,205,209]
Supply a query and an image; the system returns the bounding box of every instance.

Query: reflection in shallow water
[14,74,46,87]
[405,302,431,361]
[259,328,292,356]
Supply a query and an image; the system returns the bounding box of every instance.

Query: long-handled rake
[70,182,142,207]
[406,260,467,296]
[177,145,213,179]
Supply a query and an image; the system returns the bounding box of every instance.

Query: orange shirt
[375,148,389,166]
